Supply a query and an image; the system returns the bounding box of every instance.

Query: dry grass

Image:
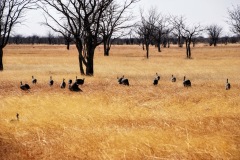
[0,44,240,159]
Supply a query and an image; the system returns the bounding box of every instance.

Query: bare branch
[227,5,240,35]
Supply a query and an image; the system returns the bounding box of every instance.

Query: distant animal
[10,113,19,123]
[20,81,30,90]
[155,73,160,81]
[153,78,158,85]
[60,78,66,88]
[68,80,82,92]
[171,75,176,82]
[68,79,72,84]
[225,79,231,90]
[117,76,124,84]
[16,113,19,121]
[49,76,54,86]
[153,73,160,85]
[183,76,191,87]
[32,76,37,84]
[152,73,160,85]
[117,75,129,86]
[76,76,85,85]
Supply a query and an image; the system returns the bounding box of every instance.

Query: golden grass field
[0,44,240,159]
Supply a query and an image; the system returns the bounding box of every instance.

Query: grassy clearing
[0,44,240,159]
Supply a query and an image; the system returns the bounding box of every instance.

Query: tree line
[1,0,240,75]
[7,34,240,46]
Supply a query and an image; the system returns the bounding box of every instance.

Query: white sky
[13,0,239,37]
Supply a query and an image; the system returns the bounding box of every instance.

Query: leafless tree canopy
[170,15,203,58]
[100,0,138,56]
[181,24,203,59]
[136,8,160,58]
[227,5,240,35]
[39,0,136,75]
[206,24,223,46]
[0,0,37,71]
[39,0,114,75]
[152,14,170,52]
[171,15,186,47]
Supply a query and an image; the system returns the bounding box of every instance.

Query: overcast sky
[14,0,239,37]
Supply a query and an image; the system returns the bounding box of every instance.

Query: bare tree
[100,0,138,56]
[171,15,186,47]
[221,35,229,45]
[0,0,37,71]
[64,33,72,50]
[61,24,73,50]
[227,5,240,35]
[12,34,23,44]
[162,28,173,48]
[39,0,114,76]
[182,24,203,59]
[47,31,54,45]
[30,35,39,44]
[206,24,223,46]
[152,13,169,52]
[137,8,157,58]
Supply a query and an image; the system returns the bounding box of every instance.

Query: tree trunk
[67,41,70,50]
[163,37,167,48]
[157,41,161,52]
[79,54,85,75]
[167,39,170,48]
[103,39,110,56]
[188,38,192,58]
[0,48,3,71]
[158,31,162,51]
[146,43,149,59]
[188,44,191,58]
[186,40,191,59]
[178,36,183,47]
[185,39,189,58]
[213,40,217,47]
[75,39,85,75]
[104,47,110,56]
[86,46,95,76]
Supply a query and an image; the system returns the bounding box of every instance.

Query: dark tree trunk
[189,38,192,58]
[213,39,217,46]
[189,45,191,58]
[157,41,161,52]
[142,43,145,50]
[186,40,191,59]
[163,37,167,48]
[86,46,95,76]
[67,41,70,50]
[65,34,72,50]
[104,48,110,56]
[103,39,110,56]
[0,47,3,71]
[79,54,85,75]
[187,45,191,58]
[157,31,162,52]
[146,43,149,59]
[178,36,183,47]
[75,38,85,75]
